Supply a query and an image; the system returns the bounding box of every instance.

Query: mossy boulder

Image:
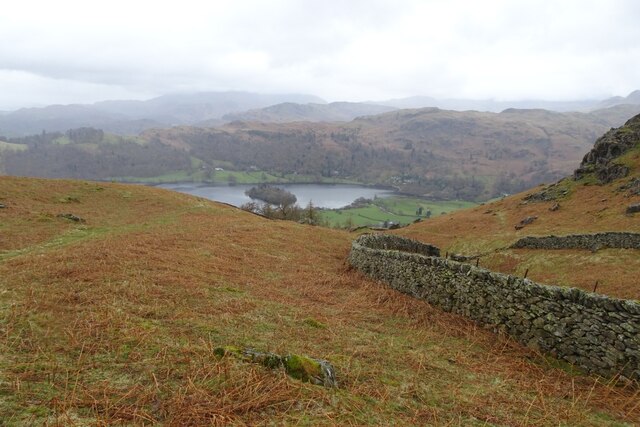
[242,348,283,369]
[213,347,337,387]
[283,354,337,388]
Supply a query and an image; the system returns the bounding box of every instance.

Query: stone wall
[349,234,640,381]
[510,232,640,251]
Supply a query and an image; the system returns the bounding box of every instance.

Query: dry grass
[396,164,640,300]
[1,175,639,425]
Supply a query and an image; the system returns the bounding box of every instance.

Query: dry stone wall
[510,232,640,251]
[349,234,640,381]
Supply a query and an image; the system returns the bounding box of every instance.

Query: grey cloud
[0,0,638,110]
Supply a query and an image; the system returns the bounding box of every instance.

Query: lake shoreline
[153,182,402,210]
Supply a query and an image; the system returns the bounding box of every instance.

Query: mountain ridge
[2,90,639,137]
[0,91,325,137]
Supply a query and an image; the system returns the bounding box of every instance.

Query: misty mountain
[93,92,326,123]
[220,102,396,123]
[0,91,325,137]
[379,96,598,113]
[596,90,640,109]
[378,90,640,113]
[2,90,639,139]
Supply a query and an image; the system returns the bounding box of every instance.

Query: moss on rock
[213,347,337,387]
[284,354,337,387]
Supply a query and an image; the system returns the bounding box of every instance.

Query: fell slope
[396,114,640,300]
[220,102,396,123]
[4,106,640,200]
[1,177,638,424]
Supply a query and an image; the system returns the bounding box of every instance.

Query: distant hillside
[0,91,325,137]
[2,91,640,137]
[380,90,640,113]
[597,90,640,109]
[6,106,640,200]
[396,113,640,300]
[220,102,396,123]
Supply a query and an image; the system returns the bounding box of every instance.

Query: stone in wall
[510,232,640,251]
[349,234,640,381]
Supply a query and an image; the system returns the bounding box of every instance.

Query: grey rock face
[574,114,640,184]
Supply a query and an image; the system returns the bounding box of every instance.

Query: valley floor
[0,176,638,425]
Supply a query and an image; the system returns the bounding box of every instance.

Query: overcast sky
[1,0,638,110]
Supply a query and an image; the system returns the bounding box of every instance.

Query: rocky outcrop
[627,203,640,215]
[515,216,537,230]
[523,181,570,203]
[510,232,640,251]
[574,114,640,183]
[619,177,640,196]
[349,234,640,381]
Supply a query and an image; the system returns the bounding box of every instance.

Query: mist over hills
[0,92,324,137]
[379,90,640,112]
[220,102,396,124]
[1,90,640,137]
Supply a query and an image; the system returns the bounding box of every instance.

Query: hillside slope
[4,106,640,201]
[1,176,638,424]
[220,102,396,123]
[396,114,640,300]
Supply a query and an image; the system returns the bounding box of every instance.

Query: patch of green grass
[320,196,477,228]
[190,156,204,169]
[0,141,28,152]
[614,143,640,169]
[113,170,201,183]
[52,136,72,145]
[376,196,476,217]
[102,134,147,145]
[302,318,326,329]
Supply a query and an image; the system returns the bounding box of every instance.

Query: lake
[157,183,396,209]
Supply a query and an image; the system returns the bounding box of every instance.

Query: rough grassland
[0,176,639,425]
[395,175,640,301]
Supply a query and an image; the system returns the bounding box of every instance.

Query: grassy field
[0,176,638,425]
[395,179,640,301]
[321,196,477,228]
[0,141,28,152]
[52,134,147,146]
